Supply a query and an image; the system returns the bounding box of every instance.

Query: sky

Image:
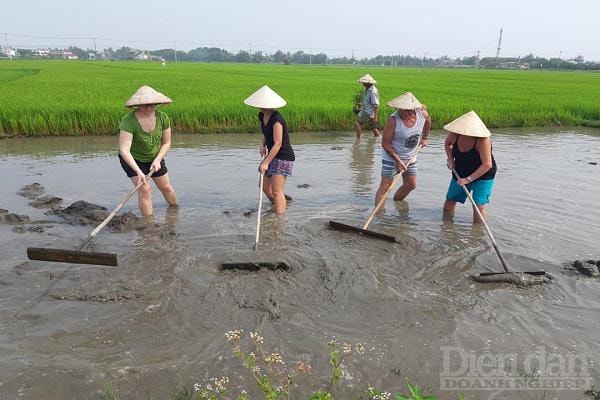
[2,0,600,61]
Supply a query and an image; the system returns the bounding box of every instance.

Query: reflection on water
[350,138,376,196]
[0,128,599,400]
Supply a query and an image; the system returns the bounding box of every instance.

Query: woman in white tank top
[375,92,431,206]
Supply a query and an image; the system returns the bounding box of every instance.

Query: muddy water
[0,129,599,399]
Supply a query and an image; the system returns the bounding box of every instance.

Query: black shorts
[119,155,168,178]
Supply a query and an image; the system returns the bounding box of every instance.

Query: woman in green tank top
[118,85,178,217]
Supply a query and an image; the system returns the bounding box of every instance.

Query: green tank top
[119,110,170,162]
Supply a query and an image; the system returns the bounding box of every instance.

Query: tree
[112,47,138,60]
[234,50,251,63]
[68,46,87,59]
[251,51,267,63]
[272,50,287,64]
[313,53,328,64]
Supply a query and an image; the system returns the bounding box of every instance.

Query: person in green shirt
[118,85,178,216]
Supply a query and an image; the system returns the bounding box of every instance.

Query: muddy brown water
[0,129,599,399]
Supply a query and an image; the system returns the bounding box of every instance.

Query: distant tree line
[7,45,600,70]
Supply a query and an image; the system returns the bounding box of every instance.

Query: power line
[2,32,600,61]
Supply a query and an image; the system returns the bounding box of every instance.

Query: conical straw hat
[243,85,287,109]
[124,85,172,107]
[387,92,423,110]
[443,111,491,138]
[357,74,377,84]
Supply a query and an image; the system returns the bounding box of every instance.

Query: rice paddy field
[0,60,599,136]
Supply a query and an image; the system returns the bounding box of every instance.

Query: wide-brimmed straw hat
[125,85,172,107]
[357,74,377,84]
[444,111,491,138]
[387,92,423,110]
[243,85,287,109]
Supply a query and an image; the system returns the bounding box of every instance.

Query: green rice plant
[1,60,600,137]
[102,381,121,400]
[353,91,363,115]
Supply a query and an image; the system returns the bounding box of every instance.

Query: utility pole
[558,51,562,70]
[92,37,97,59]
[173,41,177,63]
[249,43,252,54]
[496,28,503,58]
[476,50,480,68]
[422,52,427,66]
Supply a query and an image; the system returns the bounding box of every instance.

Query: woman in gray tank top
[375,92,431,206]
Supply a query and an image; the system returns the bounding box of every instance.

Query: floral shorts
[266,158,294,177]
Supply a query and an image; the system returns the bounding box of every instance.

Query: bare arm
[151,127,172,172]
[259,122,283,174]
[119,130,145,179]
[382,117,406,170]
[470,137,493,180]
[260,136,267,156]
[420,108,431,146]
[444,132,456,169]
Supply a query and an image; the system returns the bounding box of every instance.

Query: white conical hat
[243,85,287,109]
[387,92,423,110]
[124,85,172,107]
[443,111,491,138]
[357,74,377,84]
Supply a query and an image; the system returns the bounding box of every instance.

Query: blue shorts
[381,159,417,177]
[446,178,494,205]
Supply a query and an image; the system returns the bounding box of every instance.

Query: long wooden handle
[254,172,265,251]
[451,168,510,273]
[78,170,155,251]
[362,144,423,230]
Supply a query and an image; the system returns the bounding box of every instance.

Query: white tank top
[382,110,425,162]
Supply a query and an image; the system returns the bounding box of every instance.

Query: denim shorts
[446,178,494,205]
[381,158,417,177]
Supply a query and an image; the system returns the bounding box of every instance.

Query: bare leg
[443,200,457,221]
[152,173,178,207]
[354,120,362,140]
[375,176,393,207]
[473,204,486,223]
[392,174,417,201]
[262,176,275,203]
[372,127,379,137]
[133,178,153,216]
[264,175,287,214]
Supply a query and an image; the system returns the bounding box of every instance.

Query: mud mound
[17,183,63,210]
[0,209,30,225]
[48,200,109,225]
[108,211,142,232]
[570,259,600,277]
[13,225,47,233]
[29,195,63,209]
[47,200,144,232]
[17,183,44,200]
